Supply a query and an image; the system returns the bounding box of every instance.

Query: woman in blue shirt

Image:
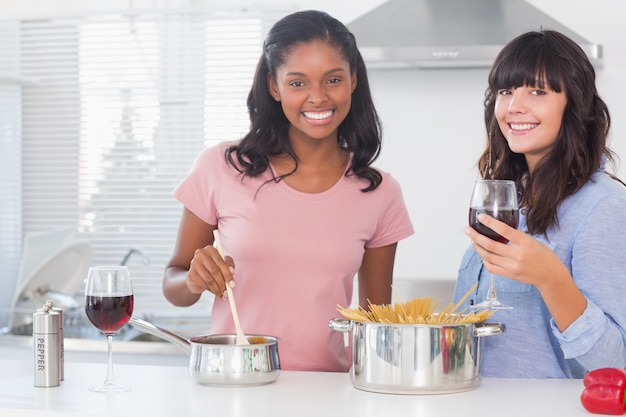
[454,29,626,378]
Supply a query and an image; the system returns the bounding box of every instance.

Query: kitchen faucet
[120,246,151,266]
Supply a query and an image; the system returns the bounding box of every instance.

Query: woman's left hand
[465,213,565,289]
[467,213,586,331]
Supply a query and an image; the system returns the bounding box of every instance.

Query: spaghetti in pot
[337,282,494,324]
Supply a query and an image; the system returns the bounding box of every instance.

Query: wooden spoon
[213,230,249,345]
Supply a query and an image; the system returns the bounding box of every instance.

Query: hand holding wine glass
[85,266,134,393]
[468,179,520,310]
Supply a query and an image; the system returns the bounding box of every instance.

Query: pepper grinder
[33,302,61,387]
[45,300,64,381]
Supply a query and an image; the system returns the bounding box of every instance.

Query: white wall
[382,1,626,281]
[333,0,626,281]
[2,0,625,283]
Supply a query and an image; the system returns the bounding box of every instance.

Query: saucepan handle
[128,317,191,354]
[328,318,354,333]
[473,322,506,337]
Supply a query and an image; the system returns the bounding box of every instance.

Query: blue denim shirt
[454,168,626,378]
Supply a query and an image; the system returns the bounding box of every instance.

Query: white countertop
[0,344,590,417]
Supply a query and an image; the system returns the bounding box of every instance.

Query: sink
[2,311,211,366]
[1,332,188,366]
[7,310,211,341]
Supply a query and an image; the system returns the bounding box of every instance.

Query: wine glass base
[473,300,513,310]
[89,383,131,393]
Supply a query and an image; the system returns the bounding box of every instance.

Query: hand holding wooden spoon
[213,230,250,346]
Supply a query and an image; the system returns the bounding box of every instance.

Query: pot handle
[128,317,191,355]
[473,321,506,337]
[328,318,353,333]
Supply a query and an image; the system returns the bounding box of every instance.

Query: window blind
[0,19,24,322]
[12,8,289,317]
[0,83,22,316]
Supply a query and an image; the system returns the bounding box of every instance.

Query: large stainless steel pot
[329,318,504,394]
[129,317,280,387]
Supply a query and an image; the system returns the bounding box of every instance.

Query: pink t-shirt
[174,141,414,371]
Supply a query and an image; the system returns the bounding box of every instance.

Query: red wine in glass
[84,265,134,393]
[469,208,519,244]
[468,179,519,310]
[85,294,134,335]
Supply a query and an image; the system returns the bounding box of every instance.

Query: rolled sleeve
[551,300,607,358]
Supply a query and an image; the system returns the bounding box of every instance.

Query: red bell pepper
[581,368,626,415]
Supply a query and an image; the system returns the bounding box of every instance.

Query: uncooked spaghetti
[337,282,494,324]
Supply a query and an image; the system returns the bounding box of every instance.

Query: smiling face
[267,40,357,144]
[494,81,568,172]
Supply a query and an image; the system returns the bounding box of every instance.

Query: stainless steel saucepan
[329,318,504,394]
[129,317,280,387]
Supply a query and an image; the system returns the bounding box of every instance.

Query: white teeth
[303,110,333,120]
[510,123,538,131]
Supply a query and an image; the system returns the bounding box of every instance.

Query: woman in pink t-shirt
[163,10,414,371]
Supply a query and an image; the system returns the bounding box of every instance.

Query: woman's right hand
[163,208,236,306]
[187,244,235,299]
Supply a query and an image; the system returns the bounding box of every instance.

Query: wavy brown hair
[480,29,616,235]
[226,10,383,192]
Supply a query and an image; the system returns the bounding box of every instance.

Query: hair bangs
[490,41,564,93]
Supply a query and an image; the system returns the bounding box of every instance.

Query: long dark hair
[226,10,383,192]
[480,29,616,235]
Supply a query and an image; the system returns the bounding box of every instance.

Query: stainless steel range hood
[347,0,603,69]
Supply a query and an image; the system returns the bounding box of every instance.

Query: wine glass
[84,265,134,393]
[468,179,520,310]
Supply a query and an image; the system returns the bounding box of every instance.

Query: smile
[303,110,334,120]
[509,123,538,131]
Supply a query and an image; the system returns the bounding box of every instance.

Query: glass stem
[104,334,116,386]
[486,273,498,301]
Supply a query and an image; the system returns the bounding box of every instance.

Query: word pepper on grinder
[33,302,61,387]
